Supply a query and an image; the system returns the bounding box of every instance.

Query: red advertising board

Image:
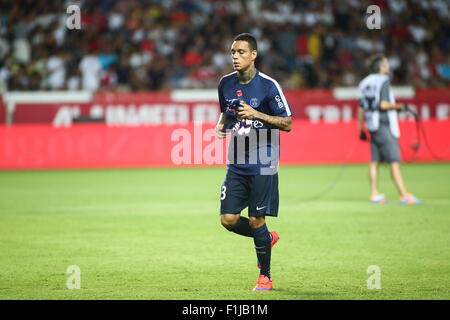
[3,88,450,126]
[0,120,448,169]
[285,88,450,122]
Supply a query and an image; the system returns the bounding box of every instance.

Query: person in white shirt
[358,54,422,205]
[46,50,66,89]
[79,50,102,91]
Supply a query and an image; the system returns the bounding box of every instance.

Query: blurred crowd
[1,0,450,92]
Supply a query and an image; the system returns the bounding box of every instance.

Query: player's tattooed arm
[256,112,292,132]
[238,102,292,132]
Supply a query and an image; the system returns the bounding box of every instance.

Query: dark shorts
[220,169,279,217]
[370,123,401,163]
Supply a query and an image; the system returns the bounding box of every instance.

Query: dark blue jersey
[218,70,293,175]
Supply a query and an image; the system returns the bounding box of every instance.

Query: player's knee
[249,216,265,229]
[220,214,238,230]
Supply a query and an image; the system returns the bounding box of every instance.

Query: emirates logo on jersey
[236,90,243,97]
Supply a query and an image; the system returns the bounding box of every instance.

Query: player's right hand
[215,123,227,139]
[359,130,368,141]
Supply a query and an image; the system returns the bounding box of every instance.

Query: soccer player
[215,33,293,291]
[358,53,421,204]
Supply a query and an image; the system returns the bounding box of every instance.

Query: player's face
[379,58,390,74]
[230,40,257,72]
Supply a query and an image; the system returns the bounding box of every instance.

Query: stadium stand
[0,0,450,93]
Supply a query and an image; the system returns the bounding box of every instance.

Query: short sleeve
[267,82,293,117]
[379,80,391,104]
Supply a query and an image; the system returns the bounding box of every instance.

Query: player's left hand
[215,123,227,139]
[237,102,259,120]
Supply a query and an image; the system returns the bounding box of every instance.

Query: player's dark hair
[233,33,258,51]
[368,53,386,74]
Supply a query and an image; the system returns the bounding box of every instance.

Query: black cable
[400,107,421,163]
[299,139,360,202]
[418,119,449,160]
[406,106,448,161]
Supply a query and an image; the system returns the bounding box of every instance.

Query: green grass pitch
[0,163,449,300]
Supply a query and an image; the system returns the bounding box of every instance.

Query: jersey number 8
[221,186,227,200]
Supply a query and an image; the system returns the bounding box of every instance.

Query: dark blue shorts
[220,169,279,217]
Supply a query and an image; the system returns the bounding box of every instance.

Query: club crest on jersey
[250,98,258,107]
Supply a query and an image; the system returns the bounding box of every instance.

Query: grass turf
[0,163,449,300]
